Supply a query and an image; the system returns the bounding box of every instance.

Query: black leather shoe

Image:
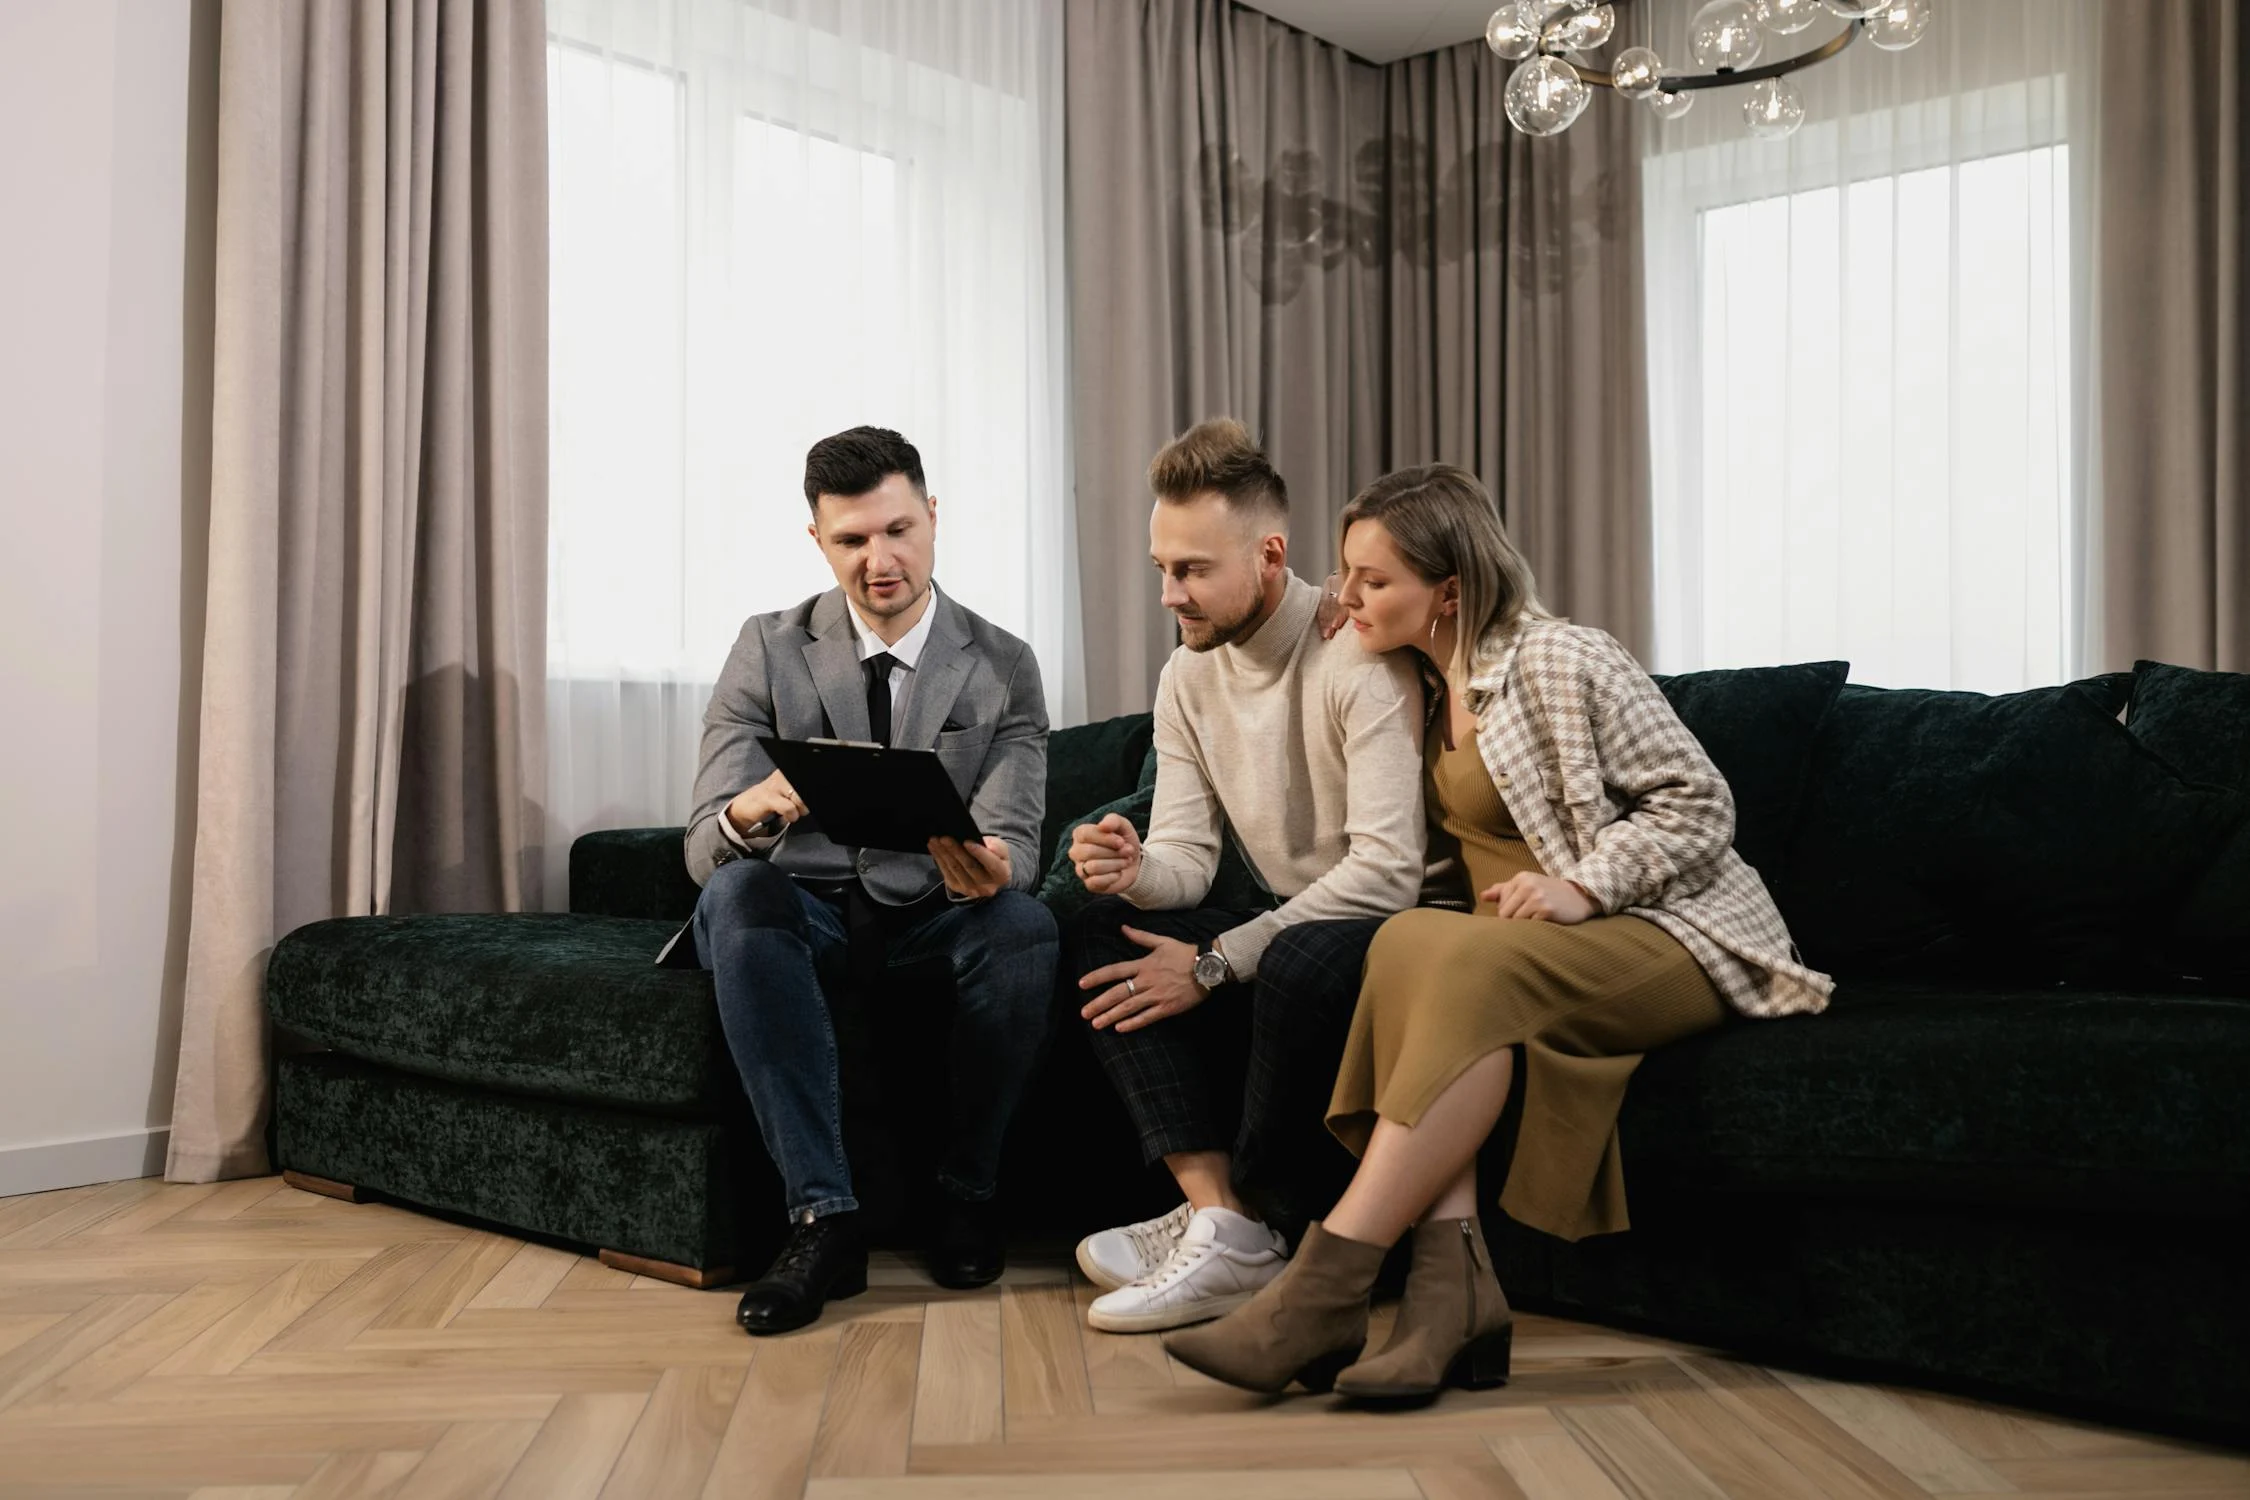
[928,1193,1005,1290]
[736,1213,867,1336]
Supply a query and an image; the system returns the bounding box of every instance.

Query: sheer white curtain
[542,0,1074,903]
[1640,0,2099,690]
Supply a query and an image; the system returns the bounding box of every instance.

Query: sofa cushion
[268,914,729,1112]
[1040,713,1156,872]
[1650,660,1848,888]
[2123,661,2250,991]
[2165,825,2250,991]
[2125,660,2250,784]
[1038,784,1278,920]
[2074,668,2139,718]
[1618,979,2250,1214]
[1777,677,2242,983]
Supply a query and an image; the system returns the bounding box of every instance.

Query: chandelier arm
[1567,19,1864,93]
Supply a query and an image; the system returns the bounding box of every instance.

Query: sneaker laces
[1137,1238,1215,1292]
[1123,1204,1191,1264]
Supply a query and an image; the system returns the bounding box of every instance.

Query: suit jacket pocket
[935,725,993,757]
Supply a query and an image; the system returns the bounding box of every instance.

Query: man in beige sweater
[1062,420,1431,1334]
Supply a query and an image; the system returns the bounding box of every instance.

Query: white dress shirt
[847,578,940,728]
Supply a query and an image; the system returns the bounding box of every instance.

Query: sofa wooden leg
[598,1248,735,1289]
[282,1170,367,1203]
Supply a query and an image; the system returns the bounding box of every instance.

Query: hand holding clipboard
[752,737,1014,900]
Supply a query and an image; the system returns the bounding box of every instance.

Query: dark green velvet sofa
[265,659,2250,1437]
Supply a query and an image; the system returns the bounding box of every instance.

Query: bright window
[1644,35,2084,696]
[1679,148,2072,690]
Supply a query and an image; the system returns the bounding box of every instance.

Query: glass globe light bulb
[1689,0,1764,70]
[1486,2,1541,61]
[1504,56,1592,136]
[1756,0,1824,34]
[1609,46,1664,100]
[1554,3,1615,53]
[1867,0,1934,50]
[1645,87,1695,120]
[1821,0,1886,17]
[1742,76,1806,137]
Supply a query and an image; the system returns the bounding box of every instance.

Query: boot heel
[1295,1343,1364,1394]
[1451,1325,1513,1390]
[830,1259,869,1300]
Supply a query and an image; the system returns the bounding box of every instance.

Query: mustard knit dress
[1326,731,1729,1241]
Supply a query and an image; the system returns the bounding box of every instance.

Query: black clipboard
[757,736,983,854]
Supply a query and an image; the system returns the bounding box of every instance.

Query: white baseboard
[0,1127,171,1198]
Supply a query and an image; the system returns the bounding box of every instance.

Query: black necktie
[864,652,897,746]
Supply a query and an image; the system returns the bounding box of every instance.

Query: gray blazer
[683,586,1049,905]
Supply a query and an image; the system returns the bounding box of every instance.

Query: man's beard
[856,575,926,618]
[1175,592,1263,652]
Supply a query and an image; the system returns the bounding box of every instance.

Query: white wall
[0,0,216,1194]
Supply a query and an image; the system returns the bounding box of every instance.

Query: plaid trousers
[1063,896,1383,1223]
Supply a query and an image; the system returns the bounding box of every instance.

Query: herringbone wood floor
[0,1177,2242,1499]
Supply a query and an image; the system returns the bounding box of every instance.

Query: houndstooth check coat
[1460,617,1833,1019]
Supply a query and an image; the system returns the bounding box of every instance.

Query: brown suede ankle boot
[1162,1222,1388,1394]
[1333,1217,1512,1401]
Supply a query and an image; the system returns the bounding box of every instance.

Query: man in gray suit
[684,426,1056,1335]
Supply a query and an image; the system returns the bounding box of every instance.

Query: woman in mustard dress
[1168,465,1832,1401]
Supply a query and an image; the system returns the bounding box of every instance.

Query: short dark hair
[1148,417,1287,526]
[803,426,926,510]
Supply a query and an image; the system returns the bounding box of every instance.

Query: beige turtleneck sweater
[1124,572,1430,978]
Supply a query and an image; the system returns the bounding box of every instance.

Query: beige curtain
[1382,40,1650,669]
[1067,1,1648,717]
[2095,0,2248,673]
[1066,1,1382,717]
[167,0,548,1183]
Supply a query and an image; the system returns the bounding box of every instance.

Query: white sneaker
[1085,1208,1288,1333]
[1075,1202,1193,1292]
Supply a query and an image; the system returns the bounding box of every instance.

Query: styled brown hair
[803,426,925,511]
[1336,464,1554,682]
[1148,417,1288,527]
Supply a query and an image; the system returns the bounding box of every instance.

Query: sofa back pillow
[1041,713,1155,871]
[1780,676,2240,984]
[1649,661,1849,891]
[2122,661,2250,991]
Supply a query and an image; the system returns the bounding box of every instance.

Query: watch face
[1195,951,1227,987]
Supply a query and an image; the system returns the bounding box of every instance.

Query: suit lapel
[895,591,974,750]
[801,591,872,743]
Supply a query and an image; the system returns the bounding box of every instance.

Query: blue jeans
[691,858,1058,1219]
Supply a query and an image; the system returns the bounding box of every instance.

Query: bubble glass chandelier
[1489,0,1935,138]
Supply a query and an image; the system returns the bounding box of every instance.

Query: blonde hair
[1148,417,1288,528]
[1335,464,1554,682]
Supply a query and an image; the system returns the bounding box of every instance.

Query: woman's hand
[1480,872,1600,924]
[1078,927,1208,1032]
[1317,570,1347,639]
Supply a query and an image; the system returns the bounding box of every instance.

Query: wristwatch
[1192,944,1235,992]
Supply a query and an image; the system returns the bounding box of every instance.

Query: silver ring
[1125,978,1138,997]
